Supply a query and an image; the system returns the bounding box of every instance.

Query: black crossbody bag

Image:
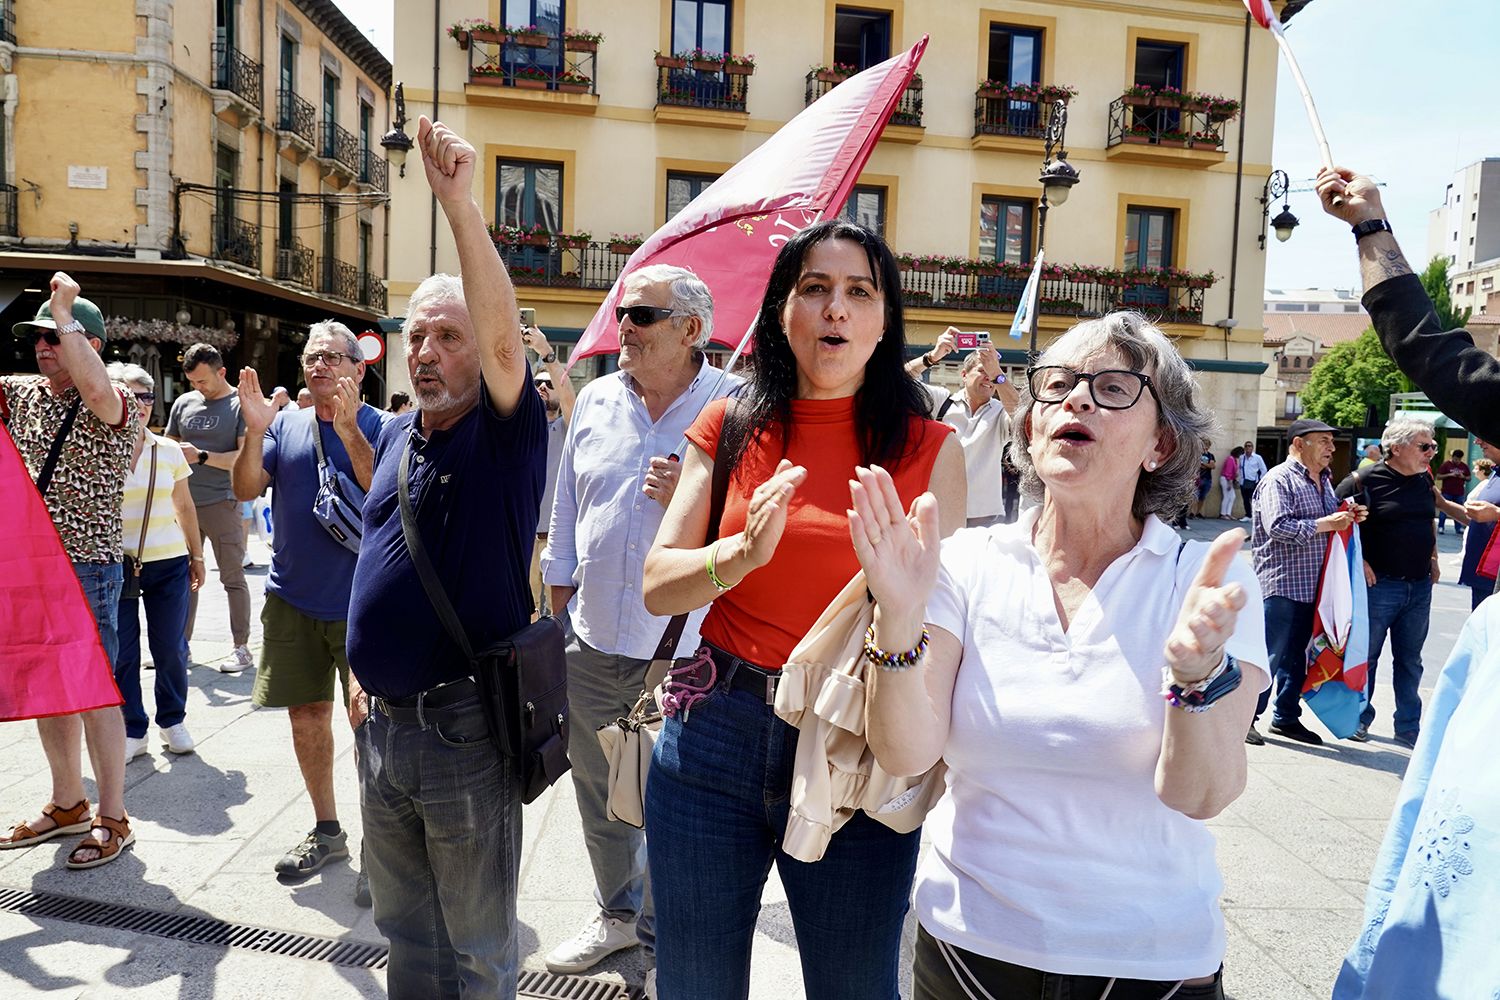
[396,436,570,804]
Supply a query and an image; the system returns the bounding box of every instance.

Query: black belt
[703,643,780,705]
[370,676,477,726]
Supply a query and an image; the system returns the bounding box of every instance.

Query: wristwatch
[55,319,86,337]
[921,352,936,369]
[1351,219,1393,241]
[196,450,209,465]
[540,351,557,365]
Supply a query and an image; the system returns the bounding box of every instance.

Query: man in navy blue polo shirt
[345,117,545,999]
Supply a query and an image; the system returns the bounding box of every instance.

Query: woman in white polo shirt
[849,313,1269,999]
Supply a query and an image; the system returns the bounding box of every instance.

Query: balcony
[897,259,1210,327]
[359,271,387,313]
[274,239,315,288]
[274,89,316,161]
[317,121,360,181]
[357,149,388,192]
[210,42,262,125]
[465,33,599,114]
[212,215,261,270]
[1,2,15,45]
[1106,97,1227,168]
[492,236,633,291]
[654,57,750,127]
[805,70,922,140]
[318,256,361,303]
[0,183,17,238]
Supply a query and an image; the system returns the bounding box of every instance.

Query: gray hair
[306,320,362,361]
[1011,311,1216,522]
[1381,416,1434,449]
[959,352,986,376]
[401,274,468,356]
[106,361,152,389]
[627,264,715,348]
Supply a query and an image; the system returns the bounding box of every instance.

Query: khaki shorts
[252,592,351,709]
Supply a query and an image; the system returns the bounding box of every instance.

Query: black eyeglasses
[534,379,552,388]
[21,327,61,347]
[133,391,156,403]
[1027,366,1159,410]
[615,305,681,327]
[302,350,354,368]
[1416,442,1438,452]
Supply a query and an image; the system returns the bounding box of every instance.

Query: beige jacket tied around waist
[773,571,948,863]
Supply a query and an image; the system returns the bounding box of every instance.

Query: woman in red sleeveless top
[642,220,965,999]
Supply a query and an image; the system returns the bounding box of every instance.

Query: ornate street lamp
[1031,100,1080,354]
[380,82,415,178]
[1259,169,1299,249]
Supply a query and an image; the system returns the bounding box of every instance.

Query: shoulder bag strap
[935,394,956,423]
[0,383,10,427]
[133,441,158,567]
[651,402,738,660]
[311,412,328,473]
[397,434,475,661]
[35,397,84,497]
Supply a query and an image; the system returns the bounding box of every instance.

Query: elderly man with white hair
[1335,416,1451,747]
[539,264,742,990]
[232,319,389,885]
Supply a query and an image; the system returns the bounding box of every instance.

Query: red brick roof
[1262,312,1373,348]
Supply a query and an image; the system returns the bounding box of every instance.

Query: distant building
[1427,158,1500,318]
[1259,288,1370,428]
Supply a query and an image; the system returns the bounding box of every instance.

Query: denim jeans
[1254,596,1314,725]
[566,634,653,956]
[645,673,920,1000]
[1363,576,1432,734]
[73,561,124,667]
[357,693,522,1000]
[114,556,191,738]
[1438,491,1464,532]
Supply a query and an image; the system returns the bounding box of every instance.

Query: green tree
[1301,327,1405,427]
[1419,256,1472,330]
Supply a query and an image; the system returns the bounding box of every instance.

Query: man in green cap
[0,271,142,869]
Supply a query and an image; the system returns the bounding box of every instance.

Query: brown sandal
[0,800,93,850]
[65,813,135,870]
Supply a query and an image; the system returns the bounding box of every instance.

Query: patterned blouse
[1,375,139,564]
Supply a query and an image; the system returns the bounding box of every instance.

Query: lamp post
[380,82,415,178]
[1259,169,1299,249]
[1031,100,1079,354]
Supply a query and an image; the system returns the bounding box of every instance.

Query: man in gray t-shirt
[165,343,251,670]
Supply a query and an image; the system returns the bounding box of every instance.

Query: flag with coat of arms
[1300,511,1369,738]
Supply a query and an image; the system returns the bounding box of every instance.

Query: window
[666,171,719,223]
[278,180,296,250]
[279,35,295,94]
[1275,303,1305,311]
[839,185,887,236]
[322,71,338,127]
[979,196,1034,264]
[504,0,562,34]
[358,102,373,155]
[1284,392,1303,418]
[1123,206,1176,271]
[672,0,729,55]
[358,220,372,278]
[1467,281,1476,295]
[1344,304,1360,312]
[214,144,237,247]
[496,159,563,233]
[834,7,891,70]
[216,0,236,50]
[321,200,338,286]
[1132,41,1185,132]
[987,24,1042,87]
[1482,277,1494,291]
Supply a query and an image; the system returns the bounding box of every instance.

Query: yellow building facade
[387,0,1289,446]
[0,0,396,408]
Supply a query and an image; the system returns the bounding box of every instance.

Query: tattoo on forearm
[1358,236,1413,292]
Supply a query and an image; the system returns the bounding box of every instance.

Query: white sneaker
[544,913,639,974]
[643,968,657,999]
[125,735,149,761]
[218,645,254,673]
[160,723,195,754]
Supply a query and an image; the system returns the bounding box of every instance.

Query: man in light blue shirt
[541,265,743,985]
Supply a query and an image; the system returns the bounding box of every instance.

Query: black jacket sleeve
[1363,274,1500,442]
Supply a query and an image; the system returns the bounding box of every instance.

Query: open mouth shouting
[1053,421,1096,446]
[817,331,849,348]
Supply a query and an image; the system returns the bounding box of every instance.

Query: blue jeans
[1254,596,1314,725]
[356,693,521,1000]
[645,673,920,1000]
[73,561,123,667]
[1438,491,1464,532]
[114,556,191,738]
[1363,576,1432,734]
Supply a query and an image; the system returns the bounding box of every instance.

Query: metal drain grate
[0,887,388,969]
[518,969,633,999]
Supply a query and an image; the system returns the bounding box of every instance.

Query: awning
[1394,410,1466,431]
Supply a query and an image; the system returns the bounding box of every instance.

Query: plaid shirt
[1250,456,1340,603]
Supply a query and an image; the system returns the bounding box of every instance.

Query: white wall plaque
[67,166,108,189]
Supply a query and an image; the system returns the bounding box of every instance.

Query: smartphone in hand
[519,307,536,327]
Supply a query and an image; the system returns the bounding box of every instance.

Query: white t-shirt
[919,510,1269,980]
[927,385,1010,518]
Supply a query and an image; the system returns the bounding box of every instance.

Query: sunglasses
[615,305,681,327]
[133,391,157,403]
[21,327,61,347]
[534,379,553,388]
[1416,442,1438,452]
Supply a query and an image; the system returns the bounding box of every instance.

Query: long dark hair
[718,220,930,480]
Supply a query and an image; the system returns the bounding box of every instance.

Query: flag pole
[1269,20,1343,206]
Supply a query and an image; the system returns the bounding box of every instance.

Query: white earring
[1146,461,1158,471]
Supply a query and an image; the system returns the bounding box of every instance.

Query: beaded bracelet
[705,539,735,592]
[1162,654,1242,713]
[862,623,929,671]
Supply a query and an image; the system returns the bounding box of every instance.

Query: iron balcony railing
[1106,97,1226,153]
[656,61,748,113]
[319,257,360,302]
[467,34,598,95]
[358,149,388,191]
[1,2,16,45]
[360,272,387,312]
[897,262,1208,326]
[0,182,17,238]
[211,42,262,110]
[274,238,315,287]
[806,72,921,126]
[492,236,634,291]
[974,93,1067,140]
[212,215,261,270]
[275,89,316,145]
[319,121,360,174]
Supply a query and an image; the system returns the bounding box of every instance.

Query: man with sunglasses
[524,325,575,617]
[0,272,142,869]
[1334,417,1448,747]
[540,265,741,989]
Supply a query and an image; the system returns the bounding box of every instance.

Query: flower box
[519,233,551,246]
[1181,100,1209,113]
[655,55,686,69]
[512,77,548,90]
[1121,94,1155,107]
[565,39,598,53]
[910,260,940,273]
[608,241,640,255]
[556,235,589,249]
[817,70,852,84]
[724,62,753,76]
[558,81,590,94]
[452,29,471,49]
[470,29,508,44]
[1157,137,1190,149]
[512,31,550,47]
[978,87,1008,100]
[972,262,1003,277]
[691,58,723,72]
[1122,131,1153,145]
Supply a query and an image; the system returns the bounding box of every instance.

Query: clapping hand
[849,465,940,620]
[737,459,806,570]
[1165,529,1248,684]
[331,376,362,438]
[236,367,279,436]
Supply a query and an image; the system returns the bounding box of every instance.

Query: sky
[330,0,1497,293]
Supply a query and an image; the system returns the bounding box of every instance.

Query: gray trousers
[566,632,655,957]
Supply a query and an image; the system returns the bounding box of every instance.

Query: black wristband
[1351,219,1393,241]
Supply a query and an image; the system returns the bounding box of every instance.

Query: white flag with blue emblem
[1008,252,1045,340]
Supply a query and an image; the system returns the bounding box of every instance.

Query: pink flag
[569,37,929,365]
[0,420,122,722]
[1242,0,1278,29]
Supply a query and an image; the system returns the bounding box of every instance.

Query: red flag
[569,37,930,365]
[0,420,122,722]
[1242,0,1278,29]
